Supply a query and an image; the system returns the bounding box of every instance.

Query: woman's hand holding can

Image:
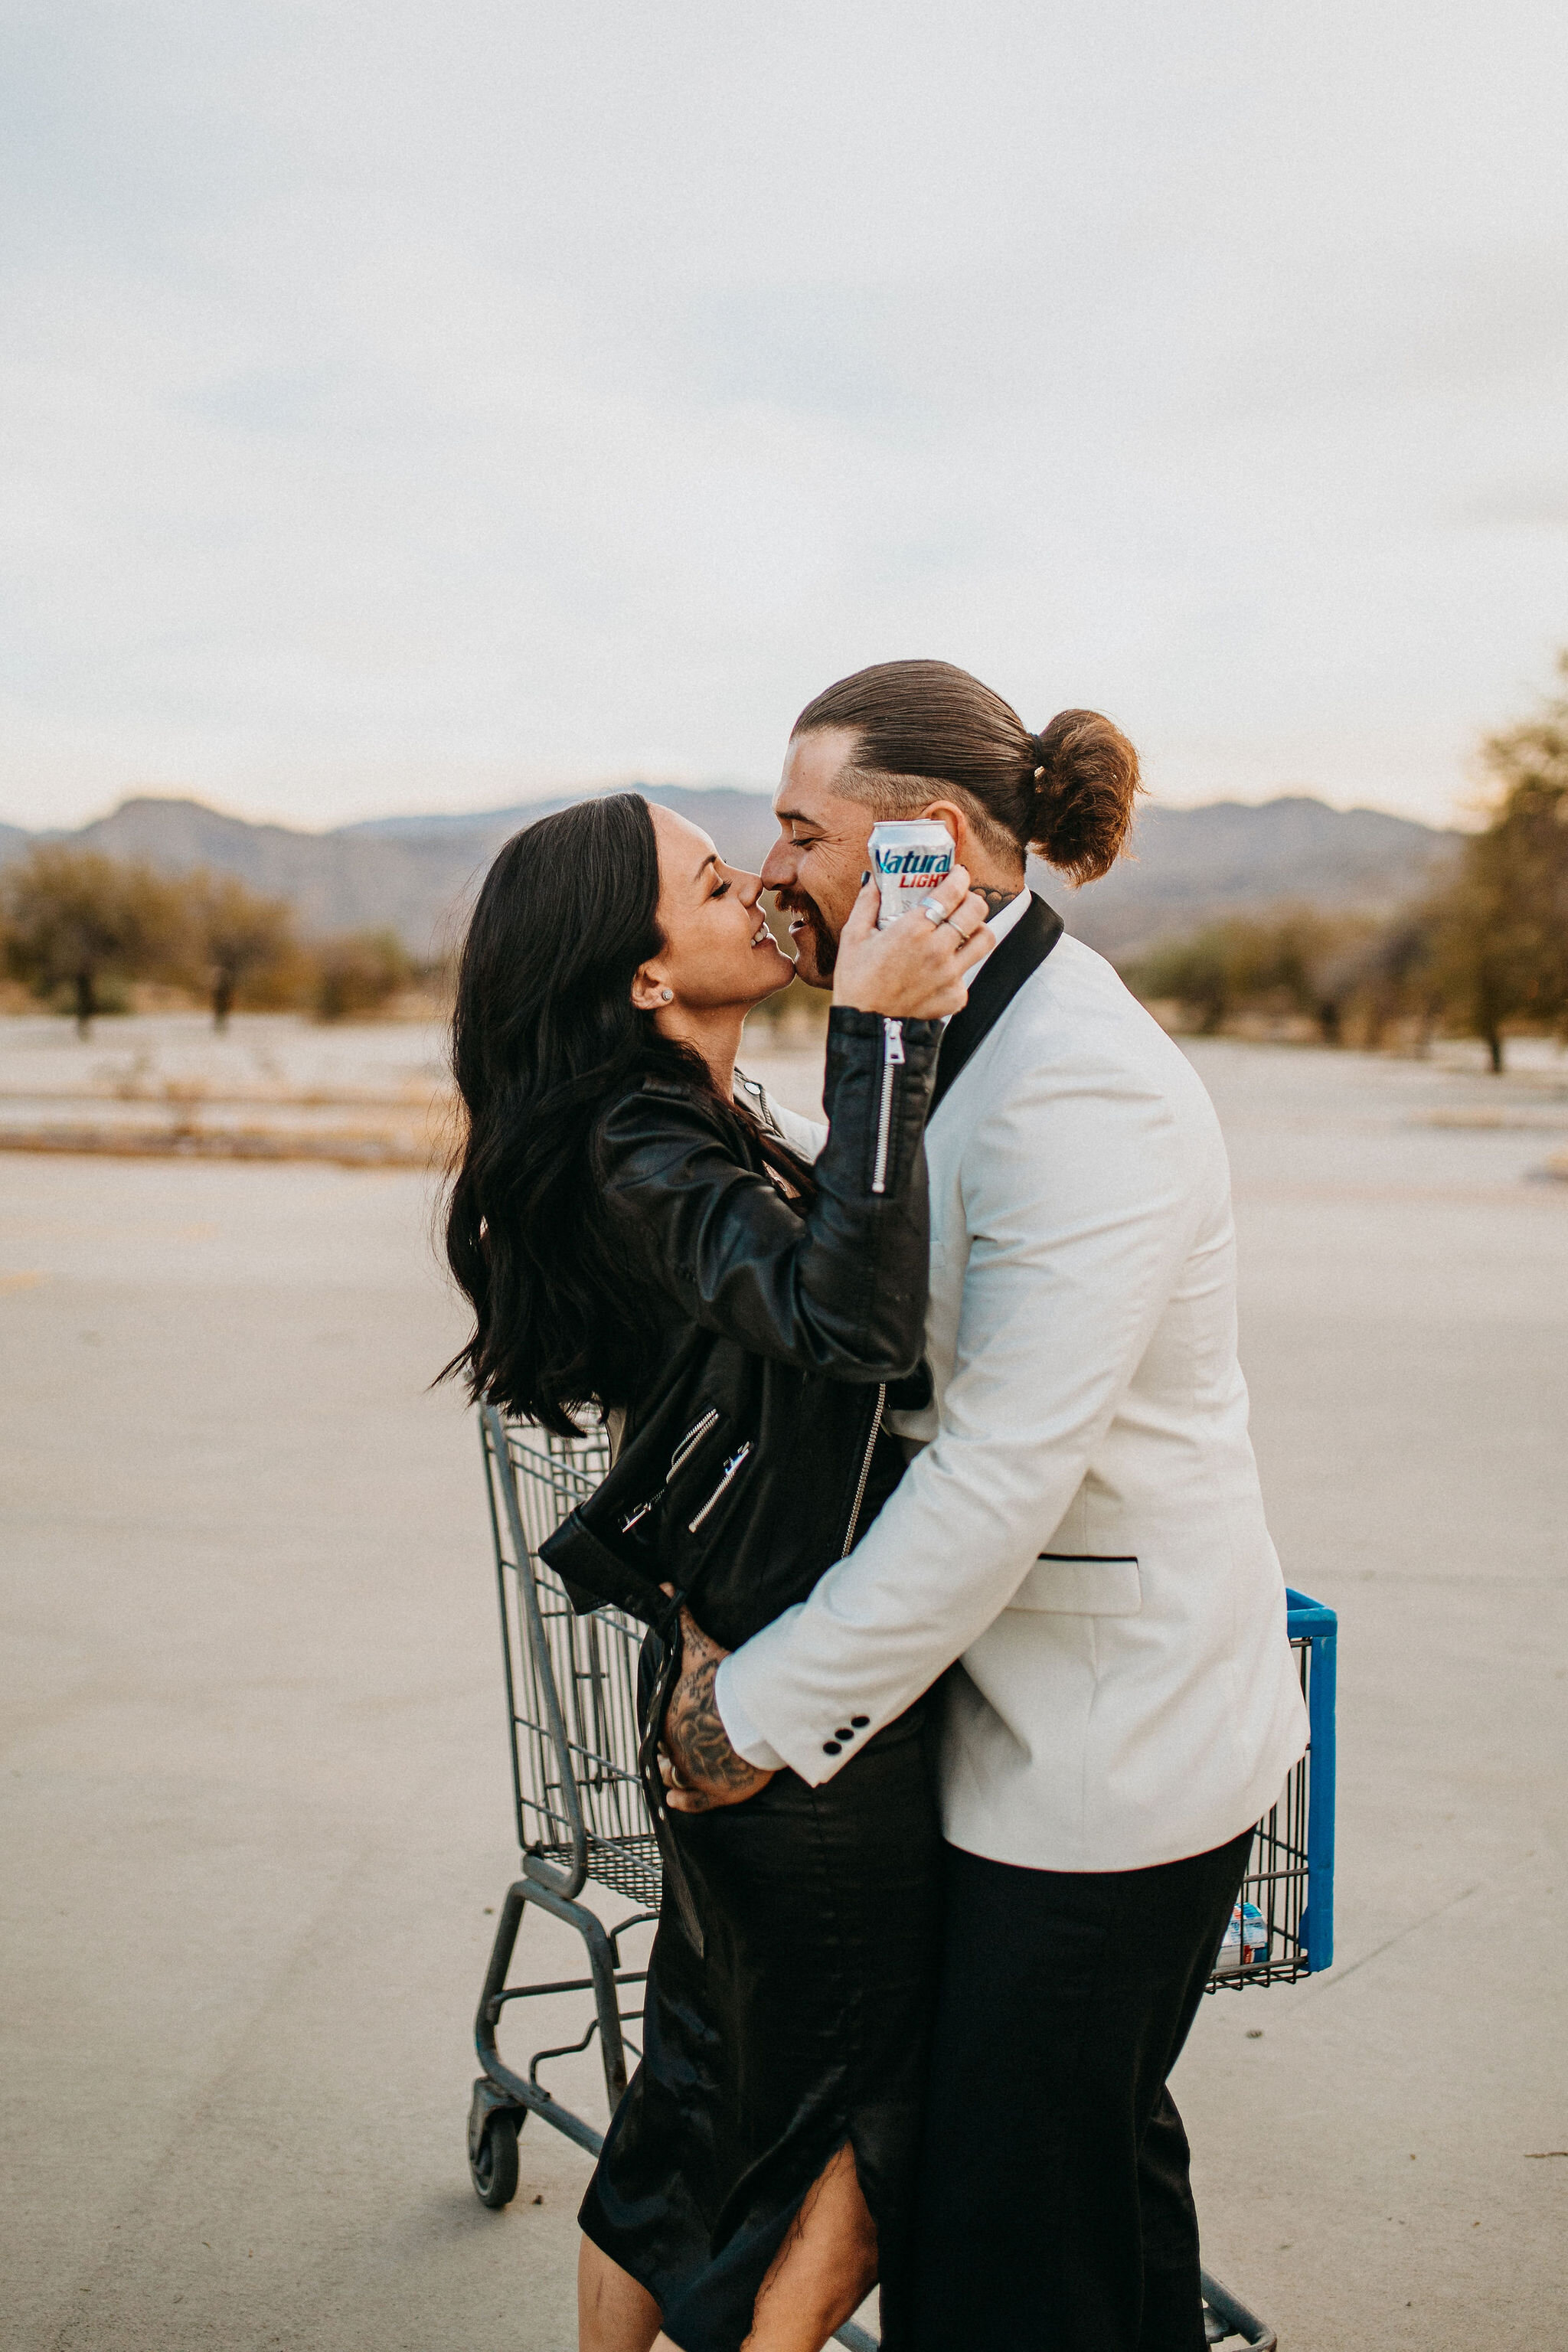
[831,864,993,1020]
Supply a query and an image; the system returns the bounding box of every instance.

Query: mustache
[771,888,837,971]
[772,888,825,925]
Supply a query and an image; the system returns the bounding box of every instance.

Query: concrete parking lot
[2,1027,1565,2350]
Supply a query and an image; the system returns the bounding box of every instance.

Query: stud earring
[660,988,674,1002]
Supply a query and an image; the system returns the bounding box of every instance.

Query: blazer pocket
[1006,1553,1143,1617]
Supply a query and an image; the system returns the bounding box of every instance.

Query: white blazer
[724,930,1308,1873]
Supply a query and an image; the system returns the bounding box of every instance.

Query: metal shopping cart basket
[466,1406,1338,2352]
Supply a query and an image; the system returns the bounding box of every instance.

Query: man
[665,661,1308,2350]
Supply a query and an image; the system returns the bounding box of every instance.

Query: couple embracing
[444,660,1308,2352]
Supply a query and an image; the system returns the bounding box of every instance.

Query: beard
[773,890,838,985]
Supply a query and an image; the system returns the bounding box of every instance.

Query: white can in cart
[868,820,955,928]
[1213,1900,1272,1971]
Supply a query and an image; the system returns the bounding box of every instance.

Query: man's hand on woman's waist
[660,1596,776,1814]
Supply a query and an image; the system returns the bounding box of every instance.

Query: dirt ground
[2,1027,1565,2350]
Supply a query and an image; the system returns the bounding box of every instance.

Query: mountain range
[0,788,1459,964]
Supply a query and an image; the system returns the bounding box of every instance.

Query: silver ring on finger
[921,896,949,926]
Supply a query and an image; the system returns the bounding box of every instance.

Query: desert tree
[1425,655,1568,1070]
[0,845,176,1033]
[175,869,299,1028]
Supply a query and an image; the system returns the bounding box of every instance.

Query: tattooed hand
[660,1600,775,1815]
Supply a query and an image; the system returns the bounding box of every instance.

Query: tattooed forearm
[662,1604,774,1811]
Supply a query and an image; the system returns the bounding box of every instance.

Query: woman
[443,789,992,2352]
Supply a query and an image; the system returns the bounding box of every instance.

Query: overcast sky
[3,2,1566,834]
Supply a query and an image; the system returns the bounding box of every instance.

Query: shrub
[309,929,413,1022]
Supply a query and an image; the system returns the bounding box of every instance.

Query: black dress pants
[910,1825,1253,2352]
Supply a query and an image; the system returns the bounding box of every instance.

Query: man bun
[1025,709,1141,884]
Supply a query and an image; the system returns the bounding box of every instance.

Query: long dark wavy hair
[442,792,801,1436]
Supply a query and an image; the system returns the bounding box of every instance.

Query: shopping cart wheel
[470,2109,520,2208]
[468,2080,522,2210]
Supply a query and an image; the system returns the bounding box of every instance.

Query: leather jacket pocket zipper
[871,1018,904,1195]
[688,1441,753,1533]
[668,1408,719,1478]
[620,1407,722,1532]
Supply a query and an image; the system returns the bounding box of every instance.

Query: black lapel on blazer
[929,892,1064,1121]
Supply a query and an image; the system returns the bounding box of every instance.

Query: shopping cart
[467,1406,1338,2352]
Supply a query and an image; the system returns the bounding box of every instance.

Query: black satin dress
[577,1430,943,2352]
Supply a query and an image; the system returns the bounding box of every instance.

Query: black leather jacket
[541,1006,941,1652]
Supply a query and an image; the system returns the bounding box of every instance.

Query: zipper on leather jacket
[668,1408,719,1478]
[870,1019,905,1195]
[841,1386,885,1556]
[619,1407,720,1533]
[688,1441,753,1533]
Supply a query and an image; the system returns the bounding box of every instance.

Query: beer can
[868,820,955,929]
[1213,1900,1272,1971]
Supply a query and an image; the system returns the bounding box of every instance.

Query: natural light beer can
[1213,1900,1272,1971]
[868,821,955,928]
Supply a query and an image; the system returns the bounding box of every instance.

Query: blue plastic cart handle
[1285,1589,1337,1971]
